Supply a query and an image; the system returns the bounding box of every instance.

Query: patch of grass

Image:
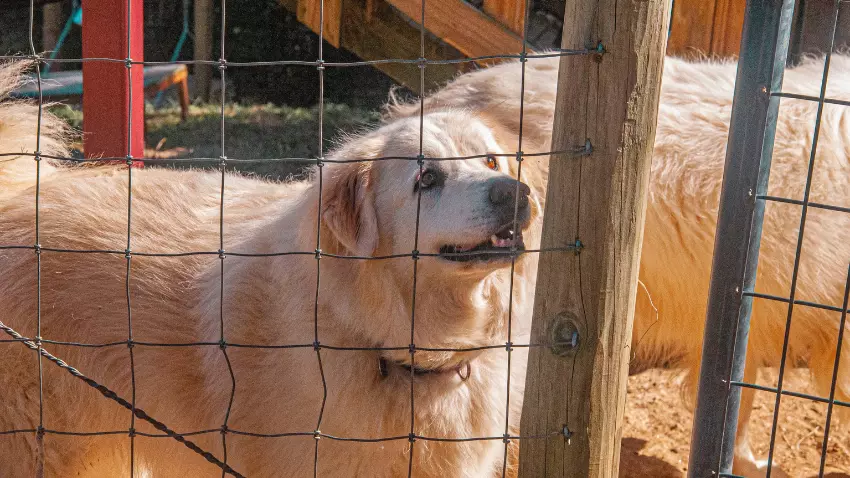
[49,102,382,180]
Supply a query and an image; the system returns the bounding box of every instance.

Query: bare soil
[621,369,850,477]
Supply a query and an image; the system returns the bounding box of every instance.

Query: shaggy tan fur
[0,63,538,476]
[386,54,850,476]
[0,61,69,201]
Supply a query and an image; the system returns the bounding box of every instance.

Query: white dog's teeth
[491,235,499,244]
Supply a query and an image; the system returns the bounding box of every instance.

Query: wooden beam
[297,0,343,47]
[336,0,464,94]
[193,0,214,102]
[517,0,669,476]
[385,0,527,57]
[667,0,716,56]
[482,0,525,35]
[710,0,746,57]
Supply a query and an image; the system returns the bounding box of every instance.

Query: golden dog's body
[387,55,850,475]
[0,66,537,476]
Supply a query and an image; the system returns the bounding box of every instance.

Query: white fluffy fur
[1,53,849,477]
[386,53,850,476]
[0,63,538,476]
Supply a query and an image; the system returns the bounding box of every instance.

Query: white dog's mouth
[439,224,525,263]
[379,357,472,381]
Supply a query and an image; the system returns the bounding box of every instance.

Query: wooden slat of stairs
[284,0,531,93]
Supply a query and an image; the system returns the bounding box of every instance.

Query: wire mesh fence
[0,0,608,476]
[689,0,850,476]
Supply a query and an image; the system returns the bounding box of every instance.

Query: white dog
[387,54,850,476]
[0,63,540,476]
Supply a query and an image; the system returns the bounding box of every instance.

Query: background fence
[0,0,667,477]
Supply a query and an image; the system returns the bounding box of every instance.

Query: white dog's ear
[321,160,379,257]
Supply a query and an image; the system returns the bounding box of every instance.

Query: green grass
[49,102,382,180]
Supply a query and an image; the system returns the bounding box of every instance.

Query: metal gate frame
[687,0,848,476]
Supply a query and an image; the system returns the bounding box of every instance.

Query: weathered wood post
[518,0,669,476]
[194,0,214,102]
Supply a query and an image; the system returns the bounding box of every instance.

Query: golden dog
[0,64,540,476]
[387,54,850,476]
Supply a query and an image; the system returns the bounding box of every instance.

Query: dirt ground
[621,368,850,477]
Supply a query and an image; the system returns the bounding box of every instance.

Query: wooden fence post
[194,0,214,102]
[517,0,669,476]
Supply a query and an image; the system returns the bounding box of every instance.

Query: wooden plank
[482,0,525,35]
[517,0,669,476]
[193,0,214,102]
[667,0,716,56]
[337,0,464,94]
[297,0,343,47]
[385,0,527,57]
[710,0,746,57]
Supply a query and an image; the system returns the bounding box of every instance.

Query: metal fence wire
[0,0,599,476]
[688,0,850,477]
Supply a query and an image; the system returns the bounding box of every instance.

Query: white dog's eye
[417,170,438,190]
[486,155,499,170]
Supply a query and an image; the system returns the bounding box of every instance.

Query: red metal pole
[82,0,145,165]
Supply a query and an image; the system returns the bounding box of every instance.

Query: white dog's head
[316,111,541,374]
[322,111,537,278]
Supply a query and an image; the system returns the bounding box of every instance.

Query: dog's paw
[733,456,790,478]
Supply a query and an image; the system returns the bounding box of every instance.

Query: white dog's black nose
[489,177,531,212]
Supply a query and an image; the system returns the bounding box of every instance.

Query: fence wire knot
[125,155,134,167]
[408,432,416,442]
[124,58,132,69]
[128,427,136,438]
[33,243,41,255]
[316,59,325,71]
[218,58,228,70]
